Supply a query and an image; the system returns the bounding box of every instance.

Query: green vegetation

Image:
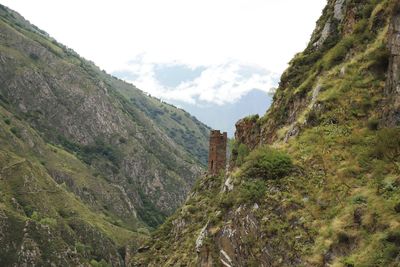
[133,0,400,266]
[241,146,293,180]
[0,3,210,265]
[230,140,250,166]
[90,259,112,267]
[373,127,400,161]
[10,126,21,138]
[56,135,122,167]
[322,35,355,69]
[220,180,266,208]
[243,114,259,122]
[137,190,167,228]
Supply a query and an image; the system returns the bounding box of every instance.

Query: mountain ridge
[0,3,210,265]
[132,0,400,266]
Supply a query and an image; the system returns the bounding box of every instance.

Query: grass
[0,104,146,265]
[134,1,400,265]
[240,146,293,180]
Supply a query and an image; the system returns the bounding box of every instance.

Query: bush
[31,211,40,221]
[29,53,40,61]
[386,231,400,246]
[241,146,293,180]
[238,180,267,203]
[219,180,266,208]
[57,135,122,167]
[10,127,21,138]
[3,118,11,125]
[373,128,400,161]
[81,139,122,166]
[367,118,379,131]
[352,195,367,204]
[306,110,320,126]
[40,217,57,227]
[90,259,111,267]
[323,36,355,69]
[230,140,250,166]
[219,194,235,209]
[236,143,250,166]
[244,114,259,122]
[75,242,86,254]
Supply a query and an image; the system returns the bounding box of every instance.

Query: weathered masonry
[208,130,227,175]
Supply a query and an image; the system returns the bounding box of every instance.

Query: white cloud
[1,0,326,104]
[120,56,277,105]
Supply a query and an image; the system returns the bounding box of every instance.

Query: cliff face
[385,2,400,125]
[133,0,400,266]
[0,4,210,265]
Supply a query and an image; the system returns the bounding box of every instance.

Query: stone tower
[208,130,227,175]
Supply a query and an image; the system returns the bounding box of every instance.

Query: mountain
[133,0,400,266]
[171,89,273,137]
[0,4,210,265]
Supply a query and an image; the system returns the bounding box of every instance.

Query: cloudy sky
[1,0,326,106]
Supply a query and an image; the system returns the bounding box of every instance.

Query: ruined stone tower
[208,130,227,175]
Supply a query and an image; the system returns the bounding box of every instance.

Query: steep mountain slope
[133,0,400,266]
[0,4,210,265]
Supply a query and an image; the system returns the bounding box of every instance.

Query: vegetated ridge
[133,0,400,266]
[0,4,210,266]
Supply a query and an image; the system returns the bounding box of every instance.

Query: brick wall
[208,130,227,175]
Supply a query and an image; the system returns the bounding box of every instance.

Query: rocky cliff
[385,1,400,125]
[0,4,210,265]
[133,0,400,266]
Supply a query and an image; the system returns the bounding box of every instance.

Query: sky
[1,0,326,106]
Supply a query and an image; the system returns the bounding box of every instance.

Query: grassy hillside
[0,103,145,265]
[0,4,210,265]
[133,0,400,266]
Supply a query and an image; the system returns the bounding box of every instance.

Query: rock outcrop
[234,115,260,149]
[0,4,209,265]
[385,2,400,125]
[131,1,400,266]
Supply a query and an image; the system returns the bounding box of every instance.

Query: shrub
[31,211,40,221]
[57,136,122,167]
[394,202,400,213]
[10,127,21,138]
[219,179,266,208]
[244,114,259,123]
[90,259,111,267]
[366,43,390,75]
[39,217,57,227]
[23,205,34,217]
[238,180,267,203]
[81,139,122,166]
[337,231,352,244]
[367,118,379,131]
[373,128,400,161]
[230,140,250,167]
[323,36,355,69]
[352,195,367,204]
[241,146,293,180]
[0,94,9,104]
[3,118,10,125]
[236,143,250,166]
[219,194,235,209]
[29,53,40,61]
[386,231,400,246]
[75,242,87,254]
[118,137,127,144]
[306,110,320,126]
